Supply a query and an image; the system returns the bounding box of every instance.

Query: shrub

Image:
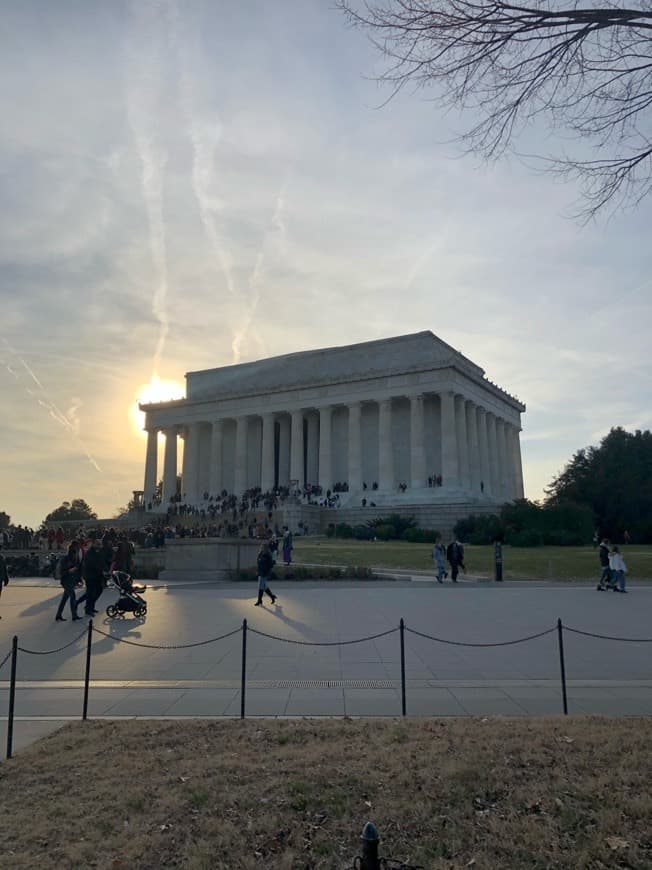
[402,528,440,543]
[367,514,416,538]
[353,524,375,541]
[374,523,396,541]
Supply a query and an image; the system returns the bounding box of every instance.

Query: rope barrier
[91,625,242,650]
[248,626,399,646]
[18,626,89,655]
[405,625,557,648]
[0,649,11,672]
[564,625,652,643]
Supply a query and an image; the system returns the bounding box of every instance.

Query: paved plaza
[1,577,652,750]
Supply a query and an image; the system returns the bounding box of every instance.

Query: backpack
[54,557,64,581]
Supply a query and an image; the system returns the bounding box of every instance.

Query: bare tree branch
[337,0,652,216]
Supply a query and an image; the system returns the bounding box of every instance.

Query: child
[609,546,628,593]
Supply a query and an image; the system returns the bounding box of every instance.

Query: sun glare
[131,376,185,436]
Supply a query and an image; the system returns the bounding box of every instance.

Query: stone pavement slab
[1,581,652,751]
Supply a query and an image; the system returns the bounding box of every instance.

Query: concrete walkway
[1,579,651,753]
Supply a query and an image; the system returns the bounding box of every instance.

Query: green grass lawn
[294,539,652,581]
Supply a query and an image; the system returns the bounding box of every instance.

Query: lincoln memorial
[140,332,524,527]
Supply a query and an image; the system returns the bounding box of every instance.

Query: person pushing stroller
[254,542,277,607]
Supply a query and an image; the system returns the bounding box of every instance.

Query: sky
[1,0,651,528]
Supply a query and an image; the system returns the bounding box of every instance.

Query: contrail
[1,338,102,472]
[125,0,170,378]
[231,185,287,362]
[165,0,244,359]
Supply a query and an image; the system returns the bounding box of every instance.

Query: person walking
[609,546,628,593]
[446,535,465,583]
[254,542,277,606]
[282,527,293,566]
[432,537,447,583]
[77,538,106,616]
[596,538,611,590]
[0,544,9,619]
[55,542,82,622]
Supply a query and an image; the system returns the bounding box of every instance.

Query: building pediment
[185,331,483,400]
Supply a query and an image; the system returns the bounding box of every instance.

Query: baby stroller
[106,570,147,618]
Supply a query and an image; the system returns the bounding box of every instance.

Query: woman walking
[255,542,277,606]
[432,537,447,583]
[55,542,82,622]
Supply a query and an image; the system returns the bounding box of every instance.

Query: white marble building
[140,331,525,508]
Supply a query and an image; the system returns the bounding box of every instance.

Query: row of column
[143,393,524,505]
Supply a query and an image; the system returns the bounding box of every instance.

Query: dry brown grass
[1,718,651,869]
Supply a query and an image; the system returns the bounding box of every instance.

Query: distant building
[140,331,525,516]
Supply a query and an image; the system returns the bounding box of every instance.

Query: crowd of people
[53,532,142,622]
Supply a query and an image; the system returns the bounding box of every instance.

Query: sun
[131,376,185,436]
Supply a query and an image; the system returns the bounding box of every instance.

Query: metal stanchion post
[494,540,503,582]
[6,636,18,760]
[240,618,247,720]
[82,619,93,721]
[399,618,406,716]
[557,618,569,715]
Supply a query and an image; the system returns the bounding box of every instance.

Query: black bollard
[494,540,503,582]
[360,822,380,870]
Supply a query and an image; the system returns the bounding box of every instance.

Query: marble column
[278,416,290,486]
[455,396,470,492]
[290,409,304,487]
[209,420,223,496]
[477,408,491,496]
[512,426,525,499]
[234,416,248,494]
[496,419,507,499]
[143,429,158,504]
[183,422,201,504]
[306,413,319,485]
[500,421,514,500]
[410,394,426,489]
[487,413,499,498]
[162,428,178,505]
[260,413,275,492]
[440,390,459,489]
[318,406,332,492]
[378,398,394,490]
[466,403,481,494]
[348,401,362,491]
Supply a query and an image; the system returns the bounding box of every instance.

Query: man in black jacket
[78,538,107,615]
[0,544,9,619]
[255,542,277,606]
[446,536,466,583]
[596,538,612,591]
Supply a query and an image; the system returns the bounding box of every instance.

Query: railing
[2,617,652,758]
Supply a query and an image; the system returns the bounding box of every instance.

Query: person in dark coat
[0,544,9,619]
[255,543,277,606]
[77,539,106,616]
[446,536,465,583]
[55,542,82,622]
[596,538,612,590]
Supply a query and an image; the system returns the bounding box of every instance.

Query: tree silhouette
[338,0,652,216]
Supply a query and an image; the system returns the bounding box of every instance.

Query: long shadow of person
[20,593,60,617]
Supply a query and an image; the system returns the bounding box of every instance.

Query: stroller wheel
[135,606,147,618]
[106,605,117,618]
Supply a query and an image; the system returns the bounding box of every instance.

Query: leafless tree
[337,0,652,216]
